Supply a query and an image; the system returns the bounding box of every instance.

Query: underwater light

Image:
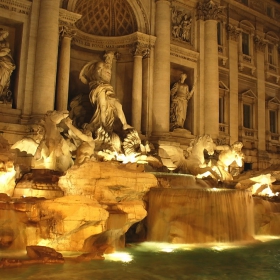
[104,252,133,263]
[255,235,280,242]
[135,242,195,252]
[37,239,51,246]
[211,245,225,251]
[161,247,174,253]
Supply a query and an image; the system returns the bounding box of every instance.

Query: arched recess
[65,0,149,35]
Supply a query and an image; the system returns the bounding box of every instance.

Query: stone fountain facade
[0,0,280,262]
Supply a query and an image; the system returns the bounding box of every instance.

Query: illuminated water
[1,238,280,280]
[147,189,255,243]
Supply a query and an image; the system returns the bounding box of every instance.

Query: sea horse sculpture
[182,135,221,179]
[11,110,73,171]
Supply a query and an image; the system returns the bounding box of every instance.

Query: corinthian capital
[226,24,241,41]
[131,42,147,57]
[197,0,224,21]
[254,35,266,53]
[59,25,76,39]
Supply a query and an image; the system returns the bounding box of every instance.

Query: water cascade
[0,206,27,250]
[146,188,255,243]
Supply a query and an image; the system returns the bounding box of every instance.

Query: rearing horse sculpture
[12,110,73,171]
[182,135,221,180]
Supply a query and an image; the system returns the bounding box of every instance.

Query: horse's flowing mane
[187,134,212,154]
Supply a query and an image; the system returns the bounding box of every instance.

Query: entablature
[72,31,156,51]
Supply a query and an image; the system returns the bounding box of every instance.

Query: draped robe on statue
[87,83,118,133]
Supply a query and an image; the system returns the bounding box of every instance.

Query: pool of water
[1,237,280,280]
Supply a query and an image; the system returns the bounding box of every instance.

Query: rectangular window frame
[266,6,274,18]
[269,110,277,133]
[243,103,252,129]
[219,97,224,124]
[242,32,250,56]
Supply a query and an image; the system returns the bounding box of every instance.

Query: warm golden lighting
[116,153,137,164]
[104,252,133,262]
[0,169,16,184]
[135,242,195,252]
[255,235,280,242]
[196,171,213,179]
[37,239,51,246]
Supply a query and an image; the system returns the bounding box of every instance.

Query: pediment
[268,97,280,105]
[240,89,257,99]
[219,81,229,91]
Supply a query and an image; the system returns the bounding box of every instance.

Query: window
[219,97,224,123]
[217,22,222,45]
[267,6,274,18]
[269,110,277,133]
[240,90,257,141]
[243,104,252,128]
[242,32,250,55]
[267,44,274,64]
[268,44,274,64]
[244,162,252,171]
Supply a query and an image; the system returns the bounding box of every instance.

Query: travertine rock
[0,161,157,252]
[59,161,157,203]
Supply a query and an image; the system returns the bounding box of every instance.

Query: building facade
[0,0,280,171]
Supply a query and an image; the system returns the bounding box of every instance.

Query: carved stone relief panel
[171,5,193,45]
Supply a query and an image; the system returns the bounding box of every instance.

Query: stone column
[197,0,223,139]
[56,26,75,111]
[111,52,119,92]
[195,18,205,136]
[131,43,143,132]
[20,0,40,122]
[152,0,171,135]
[32,0,60,116]
[142,46,151,136]
[254,35,267,151]
[227,24,241,144]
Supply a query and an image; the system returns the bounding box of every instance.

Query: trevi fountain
[1,0,280,278]
[0,51,280,280]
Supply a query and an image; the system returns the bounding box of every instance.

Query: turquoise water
[1,238,280,280]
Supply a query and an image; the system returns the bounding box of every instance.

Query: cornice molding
[0,0,31,16]
[72,31,156,51]
[59,8,81,27]
[170,44,199,62]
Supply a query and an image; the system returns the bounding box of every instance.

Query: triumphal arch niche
[61,0,154,136]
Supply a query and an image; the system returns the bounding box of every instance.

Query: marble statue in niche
[171,7,192,43]
[71,51,132,134]
[69,51,142,160]
[170,73,195,131]
[0,29,16,104]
